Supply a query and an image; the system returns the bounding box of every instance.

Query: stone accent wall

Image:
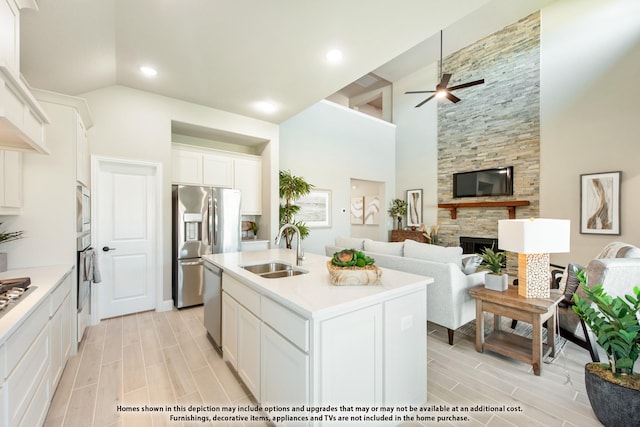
[438,13,540,253]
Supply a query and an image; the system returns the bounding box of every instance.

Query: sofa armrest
[585,258,640,299]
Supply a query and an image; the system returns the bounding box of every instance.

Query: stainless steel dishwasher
[203,261,222,349]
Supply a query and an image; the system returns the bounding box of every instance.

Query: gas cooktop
[0,277,35,319]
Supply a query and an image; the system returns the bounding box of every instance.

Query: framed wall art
[364,195,381,225]
[296,189,332,228]
[350,197,364,225]
[406,189,423,227]
[580,171,620,235]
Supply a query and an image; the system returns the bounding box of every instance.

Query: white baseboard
[157,299,174,312]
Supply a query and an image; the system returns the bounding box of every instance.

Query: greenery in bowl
[330,249,375,268]
[0,223,24,246]
[572,268,640,378]
[478,246,506,275]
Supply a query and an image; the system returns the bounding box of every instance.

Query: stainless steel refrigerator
[172,185,241,309]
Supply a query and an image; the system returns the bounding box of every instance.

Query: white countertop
[0,265,74,343]
[204,249,433,319]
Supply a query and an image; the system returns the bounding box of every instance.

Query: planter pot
[484,273,508,291]
[585,363,640,427]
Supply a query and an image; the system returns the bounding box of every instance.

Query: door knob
[102,246,116,252]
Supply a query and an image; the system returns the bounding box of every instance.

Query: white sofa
[326,237,486,344]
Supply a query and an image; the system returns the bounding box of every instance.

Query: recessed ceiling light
[139,66,158,77]
[326,49,343,64]
[254,101,277,113]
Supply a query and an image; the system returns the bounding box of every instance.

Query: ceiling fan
[405,30,484,107]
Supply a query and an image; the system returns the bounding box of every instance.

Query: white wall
[279,100,396,255]
[81,85,279,302]
[393,63,439,227]
[540,0,640,265]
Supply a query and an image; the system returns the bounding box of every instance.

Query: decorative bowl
[326,261,382,286]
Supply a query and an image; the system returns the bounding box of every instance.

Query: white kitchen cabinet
[0,149,22,214]
[75,113,89,186]
[221,291,238,369]
[261,324,309,416]
[49,272,72,392]
[237,305,261,400]
[234,157,262,214]
[0,0,20,74]
[240,239,269,252]
[202,153,233,188]
[171,145,262,214]
[171,148,203,185]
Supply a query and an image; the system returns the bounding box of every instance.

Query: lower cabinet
[0,269,73,427]
[261,324,309,412]
[221,292,238,369]
[237,305,261,400]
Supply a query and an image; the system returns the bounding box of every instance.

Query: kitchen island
[203,249,432,427]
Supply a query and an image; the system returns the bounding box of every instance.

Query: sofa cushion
[596,242,640,259]
[335,236,369,250]
[403,239,462,268]
[363,240,404,257]
[558,262,583,307]
[461,254,483,275]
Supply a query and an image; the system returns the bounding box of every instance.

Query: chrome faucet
[275,224,304,266]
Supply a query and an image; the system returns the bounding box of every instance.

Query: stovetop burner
[0,277,34,319]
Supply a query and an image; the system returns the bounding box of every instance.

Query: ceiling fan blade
[415,94,436,108]
[445,92,461,103]
[448,79,485,91]
[439,73,452,88]
[404,90,436,94]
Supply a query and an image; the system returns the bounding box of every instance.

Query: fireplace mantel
[438,200,530,219]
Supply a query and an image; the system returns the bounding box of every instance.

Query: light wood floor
[44,306,602,427]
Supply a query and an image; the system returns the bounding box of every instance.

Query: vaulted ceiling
[19,0,553,124]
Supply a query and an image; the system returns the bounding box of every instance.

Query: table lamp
[498,218,570,298]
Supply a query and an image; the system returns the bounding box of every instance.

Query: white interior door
[95,158,160,319]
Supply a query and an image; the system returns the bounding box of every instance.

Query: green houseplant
[387,199,407,230]
[572,268,640,427]
[279,170,314,249]
[478,246,508,291]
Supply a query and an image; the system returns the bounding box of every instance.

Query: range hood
[0,65,50,154]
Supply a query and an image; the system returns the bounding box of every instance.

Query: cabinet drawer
[223,274,260,316]
[6,299,49,374]
[0,342,5,379]
[49,273,71,315]
[261,297,309,352]
[6,325,49,427]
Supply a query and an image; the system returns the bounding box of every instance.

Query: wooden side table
[390,230,428,243]
[468,285,563,376]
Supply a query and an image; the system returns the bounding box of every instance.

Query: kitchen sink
[241,261,307,279]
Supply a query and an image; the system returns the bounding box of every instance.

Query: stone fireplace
[459,236,498,255]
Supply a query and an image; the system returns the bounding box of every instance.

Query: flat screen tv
[453,166,513,198]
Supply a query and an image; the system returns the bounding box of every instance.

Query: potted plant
[250,221,259,239]
[478,246,508,291]
[572,269,640,427]
[0,223,24,272]
[279,170,313,249]
[387,199,407,230]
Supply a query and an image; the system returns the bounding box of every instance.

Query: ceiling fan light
[435,90,447,99]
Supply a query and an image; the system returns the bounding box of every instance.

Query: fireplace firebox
[459,236,499,255]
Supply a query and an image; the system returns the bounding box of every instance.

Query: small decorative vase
[397,217,402,230]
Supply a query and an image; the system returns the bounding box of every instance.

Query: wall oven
[77,184,91,234]
[76,183,92,342]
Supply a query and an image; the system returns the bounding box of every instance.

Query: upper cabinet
[172,145,262,215]
[75,112,89,186]
[0,149,22,214]
[0,0,50,153]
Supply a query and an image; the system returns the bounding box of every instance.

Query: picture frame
[580,171,620,235]
[364,195,381,225]
[296,189,331,228]
[350,197,364,225]
[406,189,423,227]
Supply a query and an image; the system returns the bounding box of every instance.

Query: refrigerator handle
[205,196,212,246]
[212,196,218,246]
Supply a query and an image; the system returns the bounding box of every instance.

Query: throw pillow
[363,240,404,257]
[560,262,583,306]
[461,254,483,274]
[335,236,368,250]
[403,239,462,268]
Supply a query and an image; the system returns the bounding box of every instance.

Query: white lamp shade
[498,218,570,254]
